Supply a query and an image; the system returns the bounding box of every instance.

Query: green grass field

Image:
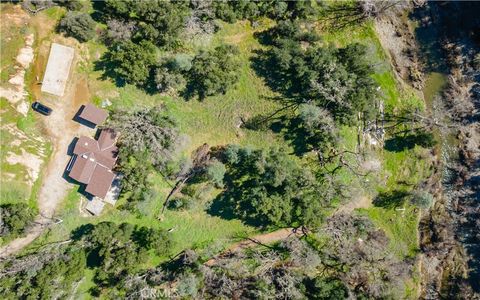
[1,5,435,298]
[31,7,431,254]
[27,17,278,268]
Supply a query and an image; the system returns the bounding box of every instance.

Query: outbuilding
[77,103,108,126]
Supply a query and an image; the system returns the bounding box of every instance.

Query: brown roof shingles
[98,128,117,150]
[95,146,118,169]
[79,104,108,125]
[85,165,115,199]
[73,136,99,155]
[69,154,97,184]
[69,129,118,199]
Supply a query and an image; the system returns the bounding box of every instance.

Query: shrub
[410,190,434,209]
[205,160,226,188]
[0,203,36,239]
[108,40,157,85]
[185,44,240,100]
[59,12,96,42]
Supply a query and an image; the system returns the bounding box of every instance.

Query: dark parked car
[32,101,52,115]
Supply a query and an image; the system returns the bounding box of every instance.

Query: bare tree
[160,144,211,215]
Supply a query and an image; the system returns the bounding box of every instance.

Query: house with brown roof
[68,128,118,199]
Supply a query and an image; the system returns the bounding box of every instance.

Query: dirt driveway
[0,49,94,258]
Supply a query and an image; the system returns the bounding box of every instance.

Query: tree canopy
[209,145,333,228]
[105,105,181,208]
[185,44,240,100]
[0,203,36,240]
[255,20,377,124]
[0,246,86,299]
[58,11,96,42]
[106,40,157,85]
[103,0,190,48]
[74,221,171,290]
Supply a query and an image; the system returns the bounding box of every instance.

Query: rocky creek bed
[411,2,480,299]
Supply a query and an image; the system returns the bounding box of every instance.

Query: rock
[16,101,29,116]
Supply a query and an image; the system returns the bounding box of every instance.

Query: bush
[154,67,186,92]
[0,203,36,239]
[105,19,136,43]
[59,12,96,42]
[301,277,348,300]
[411,190,434,209]
[170,53,193,72]
[185,44,240,100]
[205,160,226,188]
[168,196,196,211]
[108,40,157,85]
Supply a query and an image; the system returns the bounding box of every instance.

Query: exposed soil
[336,195,372,214]
[374,2,424,90]
[205,228,305,266]
[0,32,35,115]
[0,23,94,257]
[5,148,43,186]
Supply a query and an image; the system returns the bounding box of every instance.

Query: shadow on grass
[70,223,95,241]
[384,132,436,152]
[250,49,299,100]
[373,190,410,209]
[207,189,269,228]
[94,53,126,88]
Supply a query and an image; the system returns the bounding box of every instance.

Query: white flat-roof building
[41,43,74,96]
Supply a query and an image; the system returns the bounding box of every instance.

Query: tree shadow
[373,190,410,209]
[206,193,236,222]
[245,113,326,156]
[90,1,109,23]
[70,223,95,241]
[93,51,126,87]
[384,132,436,152]
[206,180,269,228]
[250,49,297,99]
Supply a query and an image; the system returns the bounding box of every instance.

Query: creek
[413,2,480,296]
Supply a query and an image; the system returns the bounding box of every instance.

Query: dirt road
[0,39,93,258]
[205,228,305,266]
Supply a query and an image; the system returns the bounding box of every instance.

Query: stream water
[414,2,480,296]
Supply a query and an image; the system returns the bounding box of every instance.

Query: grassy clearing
[319,22,429,267]
[32,184,255,263]
[0,98,50,208]
[85,20,285,154]
[28,15,272,271]
[0,5,29,83]
[9,7,429,298]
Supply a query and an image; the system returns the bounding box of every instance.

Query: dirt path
[204,193,373,266]
[335,195,372,214]
[0,44,93,257]
[205,228,305,266]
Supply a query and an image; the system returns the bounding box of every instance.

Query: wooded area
[1,0,464,298]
